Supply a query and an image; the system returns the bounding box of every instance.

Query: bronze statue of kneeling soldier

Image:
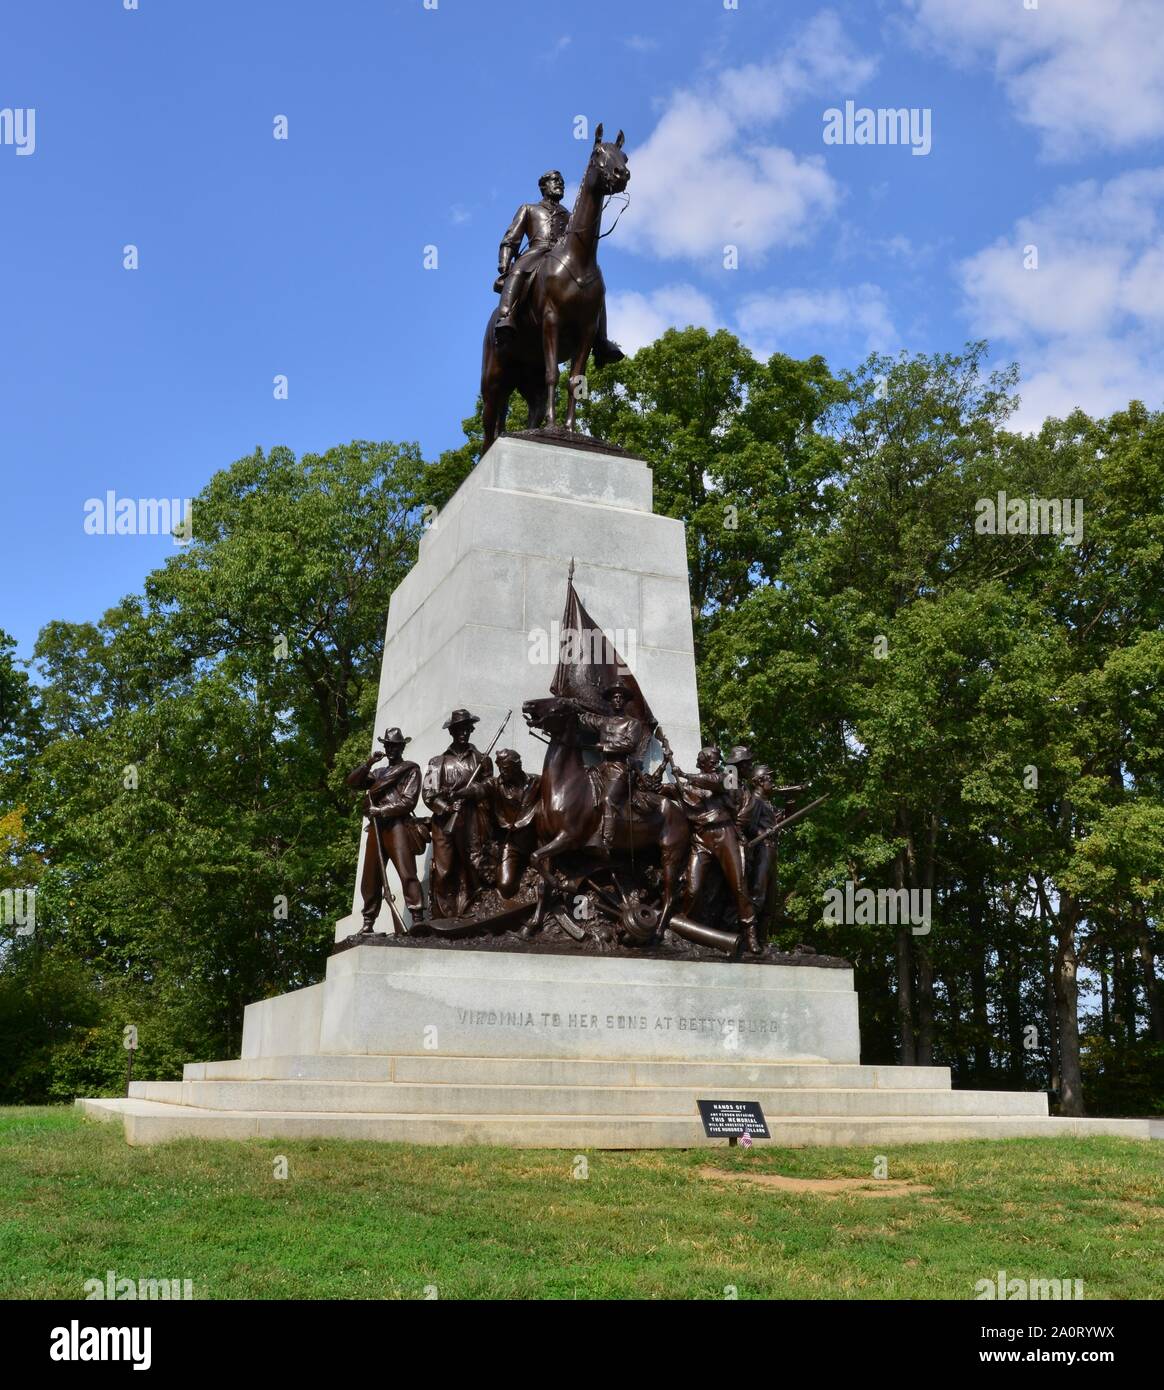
[450,748,541,900]
[347,726,429,934]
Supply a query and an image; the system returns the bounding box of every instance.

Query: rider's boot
[593,304,625,368]
[494,276,520,345]
[593,336,625,368]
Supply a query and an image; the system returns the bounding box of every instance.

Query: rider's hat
[538,169,564,191]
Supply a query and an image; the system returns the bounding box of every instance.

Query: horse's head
[588,124,629,196]
[523,696,576,739]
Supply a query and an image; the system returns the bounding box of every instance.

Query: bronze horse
[481,126,629,454]
[521,696,689,934]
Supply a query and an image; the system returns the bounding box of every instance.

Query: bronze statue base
[333,927,850,970]
[500,425,643,461]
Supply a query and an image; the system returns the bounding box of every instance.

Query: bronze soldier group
[348,709,811,958]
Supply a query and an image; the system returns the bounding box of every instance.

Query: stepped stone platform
[77,945,1157,1148]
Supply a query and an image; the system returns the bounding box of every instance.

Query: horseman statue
[493,168,623,370]
[481,125,629,454]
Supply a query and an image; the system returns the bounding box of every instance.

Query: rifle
[445,709,512,833]
[745,793,829,850]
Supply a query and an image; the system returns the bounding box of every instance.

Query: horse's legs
[541,310,560,426]
[659,834,688,934]
[523,876,550,939]
[565,328,596,432]
[530,829,575,882]
[525,380,547,429]
[484,386,511,450]
[482,392,498,453]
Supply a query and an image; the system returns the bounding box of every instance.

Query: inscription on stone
[454,1008,779,1035]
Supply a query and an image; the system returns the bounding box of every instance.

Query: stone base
[76,945,1160,1148]
[277,943,862,1064]
[78,1093,1156,1150]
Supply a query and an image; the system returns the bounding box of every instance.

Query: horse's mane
[564,148,599,237]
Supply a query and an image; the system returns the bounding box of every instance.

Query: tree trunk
[1121,943,1139,1044]
[1038,879,1060,1097]
[1137,906,1164,1043]
[914,812,938,1067]
[1005,941,1024,1085]
[1049,890,1084,1117]
[970,944,990,1085]
[893,844,916,1065]
[896,923,916,1066]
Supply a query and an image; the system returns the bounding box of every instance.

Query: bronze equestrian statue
[481,126,629,454]
[520,695,690,934]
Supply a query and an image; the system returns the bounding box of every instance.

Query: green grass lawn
[1,1105,1161,1299]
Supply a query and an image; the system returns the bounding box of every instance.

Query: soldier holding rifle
[424,709,506,918]
[663,746,761,955]
[346,726,428,934]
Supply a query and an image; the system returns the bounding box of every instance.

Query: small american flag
[739,1129,753,1149]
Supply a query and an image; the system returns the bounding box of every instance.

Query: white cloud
[737,284,897,356]
[606,285,720,355]
[903,0,1164,158]
[620,11,876,262]
[958,167,1164,427]
[606,280,898,361]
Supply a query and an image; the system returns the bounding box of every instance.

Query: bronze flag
[550,565,655,751]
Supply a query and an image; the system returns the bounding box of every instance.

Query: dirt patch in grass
[697,1166,933,1197]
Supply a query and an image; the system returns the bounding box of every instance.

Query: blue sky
[3,0,1162,662]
